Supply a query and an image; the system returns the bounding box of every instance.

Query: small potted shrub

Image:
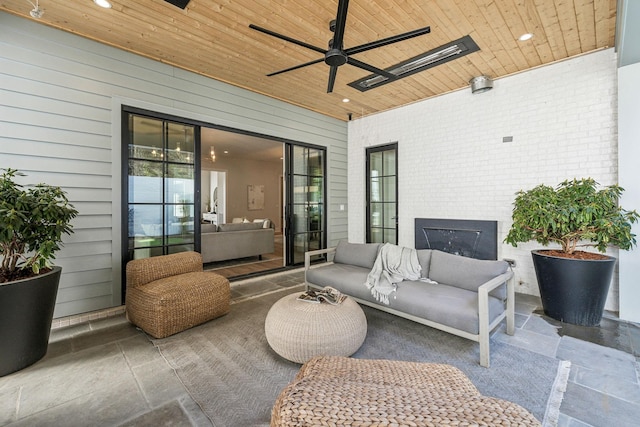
[505,178,639,326]
[0,168,78,376]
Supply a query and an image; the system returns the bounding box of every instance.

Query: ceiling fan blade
[327,66,339,93]
[347,57,397,80]
[346,26,431,56]
[249,24,326,55]
[267,58,325,77]
[331,0,350,49]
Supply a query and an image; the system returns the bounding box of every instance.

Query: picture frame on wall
[248,184,264,210]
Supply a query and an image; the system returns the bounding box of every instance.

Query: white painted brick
[348,49,620,310]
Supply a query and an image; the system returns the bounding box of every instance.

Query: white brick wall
[348,49,620,309]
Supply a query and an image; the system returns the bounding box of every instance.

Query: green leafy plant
[0,168,78,282]
[505,178,640,255]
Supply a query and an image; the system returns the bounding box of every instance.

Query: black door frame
[284,143,328,265]
[365,142,398,244]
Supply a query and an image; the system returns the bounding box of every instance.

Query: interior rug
[152,287,568,427]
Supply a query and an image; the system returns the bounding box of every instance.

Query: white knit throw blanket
[365,243,423,305]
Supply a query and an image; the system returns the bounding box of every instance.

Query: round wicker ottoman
[265,292,367,364]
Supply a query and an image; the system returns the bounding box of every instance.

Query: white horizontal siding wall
[0,12,347,318]
[348,49,620,310]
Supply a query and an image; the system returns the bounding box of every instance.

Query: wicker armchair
[125,251,230,338]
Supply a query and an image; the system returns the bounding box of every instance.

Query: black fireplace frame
[414,218,498,260]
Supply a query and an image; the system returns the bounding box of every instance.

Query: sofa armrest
[477,270,514,295]
[304,247,337,285]
[477,269,515,367]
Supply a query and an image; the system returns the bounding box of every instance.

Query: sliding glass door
[286,145,326,265]
[124,111,199,262]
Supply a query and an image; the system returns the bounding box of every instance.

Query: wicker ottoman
[272,356,541,426]
[265,292,367,364]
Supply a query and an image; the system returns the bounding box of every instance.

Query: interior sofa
[304,241,515,367]
[201,221,274,263]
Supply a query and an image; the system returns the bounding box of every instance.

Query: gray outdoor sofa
[304,240,515,367]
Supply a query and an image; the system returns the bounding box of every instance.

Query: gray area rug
[153,288,567,426]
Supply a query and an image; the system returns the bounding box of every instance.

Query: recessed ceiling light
[94,0,112,9]
[342,98,350,103]
[223,150,229,154]
[519,33,533,41]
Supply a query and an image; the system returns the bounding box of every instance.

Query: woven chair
[125,251,230,339]
[272,356,541,426]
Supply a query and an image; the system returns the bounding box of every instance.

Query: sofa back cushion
[416,249,432,278]
[201,223,218,233]
[218,222,262,232]
[333,241,381,269]
[428,250,508,297]
[126,251,203,288]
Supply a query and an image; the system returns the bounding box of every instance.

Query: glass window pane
[293,205,308,233]
[309,176,323,202]
[370,203,383,228]
[383,150,396,175]
[370,173,380,202]
[382,177,396,202]
[370,228,384,243]
[383,203,396,228]
[293,175,309,203]
[308,150,323,176]
[167,123,195,163]
[166,205,194,237]
[166,164,195,204]
[384,228,397,244]
[293,146,308,175]
[129,205,163,240]
[130,116,163,160]
[370,151,383,176]
[293,233,308,264]
[128,161,163,203]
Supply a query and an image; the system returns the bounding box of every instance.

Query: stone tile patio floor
[1,268,639,426]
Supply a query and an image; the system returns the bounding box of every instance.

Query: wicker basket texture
[125,251,230,338]
[272,356,541,426]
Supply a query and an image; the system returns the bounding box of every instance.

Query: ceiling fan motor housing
[325,48,348,66]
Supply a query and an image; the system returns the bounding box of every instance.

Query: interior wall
[348,49,621,308]
[203,157,283,229]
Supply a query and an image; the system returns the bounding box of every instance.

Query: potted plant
[0,168,78,376]
[505,178,639,326]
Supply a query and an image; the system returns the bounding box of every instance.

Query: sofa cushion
[201,223,218,233]
[306,264,372,301]
[393,280,505,335]
[428,250,508,298]
[416,249,432,278]
[218,222,262,232]
[333,241,381,269]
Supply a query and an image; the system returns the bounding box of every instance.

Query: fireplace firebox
[414,218,498,260]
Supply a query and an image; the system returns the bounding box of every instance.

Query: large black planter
[0,267,61,376]
[532,250,616,327]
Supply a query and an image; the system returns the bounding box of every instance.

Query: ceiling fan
[249,0,431,93]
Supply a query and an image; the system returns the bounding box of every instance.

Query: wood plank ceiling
[0,0,616,121]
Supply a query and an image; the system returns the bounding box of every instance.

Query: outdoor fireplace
[414,218,498,260]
